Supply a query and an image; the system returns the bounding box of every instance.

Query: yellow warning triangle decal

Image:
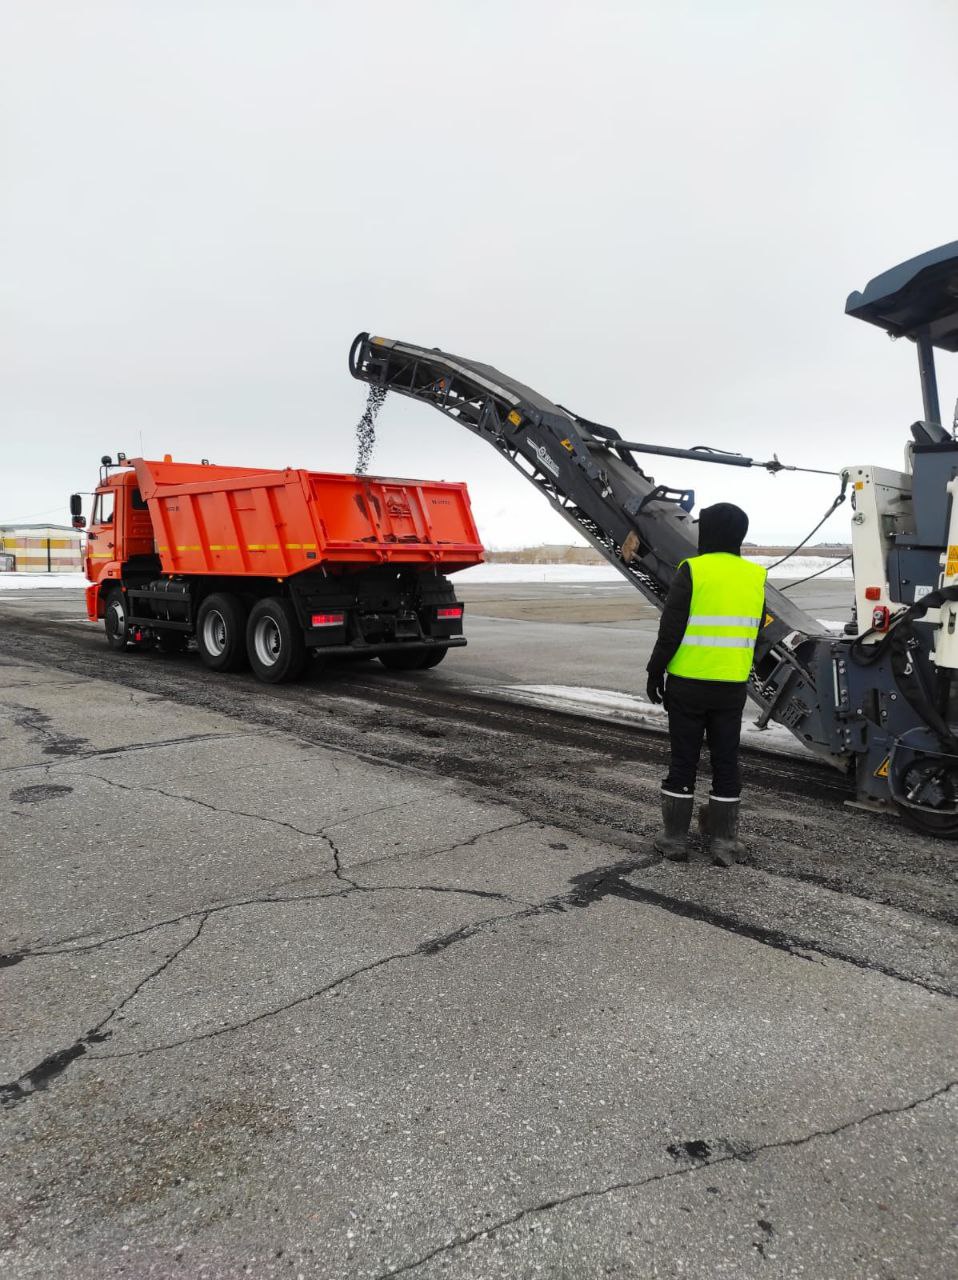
[874,757,890,779]
[764,613,774,628]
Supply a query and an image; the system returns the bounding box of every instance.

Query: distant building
[0,524,84,573]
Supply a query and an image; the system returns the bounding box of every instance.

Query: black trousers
[662,674,748,799]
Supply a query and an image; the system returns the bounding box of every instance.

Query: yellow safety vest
[666,553,767,682]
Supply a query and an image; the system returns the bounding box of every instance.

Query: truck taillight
[437,605,463,619]
[311,612,345,627]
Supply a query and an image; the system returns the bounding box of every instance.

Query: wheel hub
[253,617,281,667]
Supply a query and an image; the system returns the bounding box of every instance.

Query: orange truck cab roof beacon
[77,455,484,684]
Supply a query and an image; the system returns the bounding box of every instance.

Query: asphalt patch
[10,783,74,803]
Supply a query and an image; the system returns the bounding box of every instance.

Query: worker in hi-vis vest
[645,503,766,866]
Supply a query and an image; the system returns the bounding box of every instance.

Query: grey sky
[3,0,957,546]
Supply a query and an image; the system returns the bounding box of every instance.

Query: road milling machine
[350,241,958,835]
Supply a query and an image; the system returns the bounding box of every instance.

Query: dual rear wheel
[196,593,447,682]
[195,593,306,684]
[196,594,248,673]
[246,598,307,684]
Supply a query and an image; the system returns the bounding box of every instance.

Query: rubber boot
[653,792,694,861]
[705,795,744,867]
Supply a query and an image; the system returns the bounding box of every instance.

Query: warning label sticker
[874,757,890,779]
[946,545,958,578]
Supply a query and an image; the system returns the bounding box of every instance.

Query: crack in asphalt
[0,728,255,776]
[76,773,524,888]
[23,848,914,1069]
[345,818,534,876]
[90,922,517,1062]
[0,914,209,1108]
[560,857,957,998]
[83,771,328,841]
[0,679,86,691]
[1,859,527,1101]
[7,874,522,964]
[15,799,944,997]
[5,885,358,961]
[325,828,362,890]
[375,1079,958,1277]
[322,799,417,831]
[5,845,954,1099]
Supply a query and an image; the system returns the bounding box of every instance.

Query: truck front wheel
[247,598,307,683]
[196,594,248,672]
[103,589,130,651]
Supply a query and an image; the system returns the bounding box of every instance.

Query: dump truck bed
[132,458,483,579]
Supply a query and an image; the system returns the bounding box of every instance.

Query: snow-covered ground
[750,554,851,580]
[458,562,626,584]
[457,555,851,585]
[502,684,814,758]
[0,572,88,590]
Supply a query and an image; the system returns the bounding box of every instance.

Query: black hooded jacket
[646,503,756,679]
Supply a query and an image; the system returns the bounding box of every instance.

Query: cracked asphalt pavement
[1,589,956,1278]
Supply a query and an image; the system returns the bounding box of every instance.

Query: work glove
[646,670,666,705]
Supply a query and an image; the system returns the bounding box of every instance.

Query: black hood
[697,503,749,555]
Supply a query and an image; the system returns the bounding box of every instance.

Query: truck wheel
[379,649,431,672]
[247,598,307,683]
[196,594,248,672]
[419,646,449,669]
[103,589,130,651]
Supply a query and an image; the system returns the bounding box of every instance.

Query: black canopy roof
[845,241,958,352]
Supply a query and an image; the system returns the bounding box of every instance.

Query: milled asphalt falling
[1,584,956,1278]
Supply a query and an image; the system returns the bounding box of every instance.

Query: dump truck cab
[79,462,156,622]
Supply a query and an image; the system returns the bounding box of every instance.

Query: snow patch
[458,562,626,584]
[0,573,88,591]
[750,555,852,580]
[501,683,813,758]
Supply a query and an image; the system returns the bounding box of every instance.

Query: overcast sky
[3,0,957,547]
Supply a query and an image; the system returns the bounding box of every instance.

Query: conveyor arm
[349,332,836,760]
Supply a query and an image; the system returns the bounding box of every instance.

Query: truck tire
[196,594,248,672]
[247,597,307,683]
[103,589,130,651]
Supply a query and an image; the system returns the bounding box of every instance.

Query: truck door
[87,489,116,575]
[123,484,157,561]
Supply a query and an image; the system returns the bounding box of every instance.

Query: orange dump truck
[71,454,484,682]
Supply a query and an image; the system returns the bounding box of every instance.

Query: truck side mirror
[70,493,82,517]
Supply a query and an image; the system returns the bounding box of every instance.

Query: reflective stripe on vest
[666,553,767,682]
